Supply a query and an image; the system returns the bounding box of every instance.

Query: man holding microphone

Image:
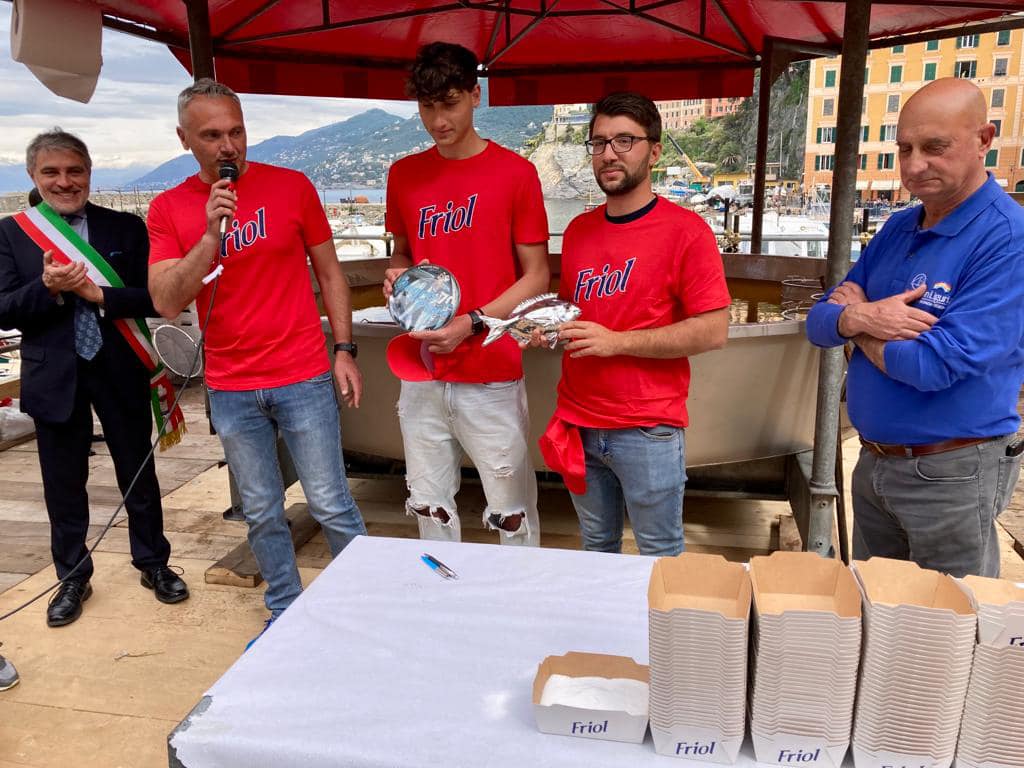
[147,79,366,643]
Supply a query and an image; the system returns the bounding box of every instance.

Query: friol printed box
[748,551,862,768]
[532,651,649,744]
[647,553,751,764]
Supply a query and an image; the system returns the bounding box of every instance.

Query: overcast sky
[0,3,418,169]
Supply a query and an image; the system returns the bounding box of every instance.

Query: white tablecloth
[169,537,853,767]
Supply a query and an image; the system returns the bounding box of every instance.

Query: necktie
[62,213,103,361]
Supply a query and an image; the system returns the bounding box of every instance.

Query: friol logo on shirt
[417,194,478,239]
[573,258,636,303]
[220,207,267,258]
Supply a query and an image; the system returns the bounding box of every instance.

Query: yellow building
[804,29,1024,200]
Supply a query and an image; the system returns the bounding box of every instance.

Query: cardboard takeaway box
[850,558,976,768]
[532,651,650,744]
[647,553,751,763]
[961,574,1024,646]
[955,574,1024,768]
[747,552,862,768]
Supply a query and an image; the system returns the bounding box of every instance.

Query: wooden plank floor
[1,384,1022,767]
[994,388,1024,560]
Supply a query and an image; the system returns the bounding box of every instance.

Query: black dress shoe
[140,566,189,604]
[47,580,92,627]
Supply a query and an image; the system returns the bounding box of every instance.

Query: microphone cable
[0,246,226,623]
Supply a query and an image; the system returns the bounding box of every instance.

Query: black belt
[859,436,993,458]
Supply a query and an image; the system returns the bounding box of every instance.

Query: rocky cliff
[528,140,600,200]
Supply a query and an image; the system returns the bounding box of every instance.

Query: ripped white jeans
[397,378,539,546]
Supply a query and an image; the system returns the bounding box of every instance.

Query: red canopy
[98,1,1021,104]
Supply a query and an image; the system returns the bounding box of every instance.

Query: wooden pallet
[204,503,320,587]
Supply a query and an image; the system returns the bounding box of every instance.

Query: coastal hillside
[130,84,551,190]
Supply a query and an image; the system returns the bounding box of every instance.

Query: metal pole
[184,0,216,81]
[806,0,872,557]
[750,40,774,254]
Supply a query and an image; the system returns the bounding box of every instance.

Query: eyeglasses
[584,135,654,155]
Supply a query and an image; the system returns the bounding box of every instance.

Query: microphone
[218,162,239,236]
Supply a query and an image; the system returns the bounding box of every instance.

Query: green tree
[656,61,808,180]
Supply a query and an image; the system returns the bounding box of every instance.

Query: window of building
[817,127,836,144]
[992,89,1004,108]
[825,70,837,88]
[926,39,939,51]
[985,149,998,168]
[923,62,937,81]
[862,97,867,114]
[955,60,977,78]
[889,65,902,84]
[879,124,897,141]
[886,94,900,113]
[815,155,835,171]
[877,153,895,170]
[956,34,980,49]
[992,119,1001,137]
[861,125,869,142]
[994,58,1008,77]
[1021,148,1024,167]
[823,98,834,117]
[997,30,1011,46]
[864,66,870,84]
[859,154,868,171]
[892,45,904,54]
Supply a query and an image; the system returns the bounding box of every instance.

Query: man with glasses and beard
[536,92,730,557]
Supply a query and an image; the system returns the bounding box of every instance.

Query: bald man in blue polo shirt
[807,78,1024,578]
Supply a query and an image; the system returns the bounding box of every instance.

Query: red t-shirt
[148,162,332,391]
[555,197,730,428]
[385,141,548,383]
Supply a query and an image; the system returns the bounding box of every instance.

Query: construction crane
[661,132,710,185]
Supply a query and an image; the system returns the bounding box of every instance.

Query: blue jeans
[209,372,367,615]
[569,425,686,557]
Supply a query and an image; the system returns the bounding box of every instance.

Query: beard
[595,158,649,196]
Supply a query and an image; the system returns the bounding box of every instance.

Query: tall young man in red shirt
[384,43,550,545]
[542,93,730,556]
[147,80,367,639]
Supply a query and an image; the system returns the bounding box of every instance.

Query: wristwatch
[468,308,485,335]
[333,342,358,358]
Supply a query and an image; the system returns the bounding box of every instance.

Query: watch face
[388,264,461,332]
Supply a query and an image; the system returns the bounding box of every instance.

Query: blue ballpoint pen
[421,553,458,579]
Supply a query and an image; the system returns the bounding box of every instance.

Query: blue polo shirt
[806,174,1024,444]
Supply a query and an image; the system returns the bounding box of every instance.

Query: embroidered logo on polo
[908,273,953,311]
[573,258,637,303]
[921,280,953,310]
[417,194,477,239]
[220,207,267,258]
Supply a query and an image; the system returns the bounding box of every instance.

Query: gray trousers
[852,434,1022,578]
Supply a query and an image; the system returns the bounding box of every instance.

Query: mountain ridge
[130,98,551,190]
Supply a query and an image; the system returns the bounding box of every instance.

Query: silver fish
[481,293,581,348]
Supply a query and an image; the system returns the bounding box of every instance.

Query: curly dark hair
[406,42,479,102]
[590,92,662,143]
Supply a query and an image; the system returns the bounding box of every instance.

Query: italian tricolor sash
[12,202,186,450]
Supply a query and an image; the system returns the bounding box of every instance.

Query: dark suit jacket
[0,202,158,423]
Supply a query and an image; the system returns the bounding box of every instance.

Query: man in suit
[0,129,188,627]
